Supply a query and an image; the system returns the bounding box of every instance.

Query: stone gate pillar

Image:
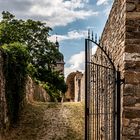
[122,0,140,139]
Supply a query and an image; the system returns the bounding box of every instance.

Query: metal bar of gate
[85,39,88,140]
[85,38,91,140]
[117,71,121,140]
[85,38,121,140]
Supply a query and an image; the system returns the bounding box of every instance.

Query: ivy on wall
[2,42,29,124]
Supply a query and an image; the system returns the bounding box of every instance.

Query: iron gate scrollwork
[85,33,121,140]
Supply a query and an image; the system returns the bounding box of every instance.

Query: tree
[0,11,67,101]
[0,11,61,73]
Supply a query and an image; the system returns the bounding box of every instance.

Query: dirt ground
[4,102,84,140]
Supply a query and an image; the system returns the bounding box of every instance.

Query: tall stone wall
[0,51,8,139]
[25,77,50,103]
[0,52,50,139]
[65,71,85,102]
[74,72,83,102]
[98,0,140,139]
[123,0,140,139]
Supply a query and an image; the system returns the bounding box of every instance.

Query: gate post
[116,70,121,140]
[85,38,88,140]
[85,38,90,140]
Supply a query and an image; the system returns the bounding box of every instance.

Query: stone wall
[0,51,8,139]
[0,52,50,139]
[65,71,85,102]
[74,71,83,102]
[123,0,140,139]
[25,77,50,103]
[65,72,76,101]
[97,0,140,139]
[80,73,85,102]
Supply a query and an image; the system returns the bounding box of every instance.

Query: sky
[0,0,114,77]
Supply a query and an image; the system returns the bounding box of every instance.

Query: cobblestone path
[5,102,84,140]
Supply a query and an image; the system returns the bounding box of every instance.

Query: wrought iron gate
[85,34,121,140]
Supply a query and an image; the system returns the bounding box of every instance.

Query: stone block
[124,71,140,84]
[122,136,130,140]
[123,96,136,106]
[123,126,136,135]
[126,0,139,3]
[123,118,130,126]
[126,3,136,12]
[123,122,138,136]
[132,118,140,122]
[126,12,140,19]
[125,44,140,53]
[123,52,140,61]
[136,4,140,12]
[135,84,140,97]
[124,84,135,95]
[126,32,140,39]
[124,107,140,118]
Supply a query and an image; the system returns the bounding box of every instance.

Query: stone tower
[55,38,65,76]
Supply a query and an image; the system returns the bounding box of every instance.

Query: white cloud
[64,45,98,77]
[49,30,88,42]
[0,0,98,27]
[28,0,98,27]
[96,0,109,5]
[65,51,85,77]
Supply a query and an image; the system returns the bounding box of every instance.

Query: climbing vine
[2,42,29,124]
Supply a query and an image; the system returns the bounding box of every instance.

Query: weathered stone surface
[65,71,84,102]
[126,12,140,19]
[125,44,140,53]
[123,53,140,61]
[136,84,140,97]
[132,118,140,122]
[123,123,138,136]
[26,76,50,103]
[96,0,140,139]
[122,136,130,140]
[123,96,136,106]
[126,32,140,39]
[123,118,130,126]
[123,126,136,136]
[135,103,140,107]
[124,107,140,118]
[124,71,140,84]
[126,3,136,12]
[124,84,135,95]
[136,4,140,12]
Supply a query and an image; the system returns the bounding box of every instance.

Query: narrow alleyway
[4,102,84,140]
